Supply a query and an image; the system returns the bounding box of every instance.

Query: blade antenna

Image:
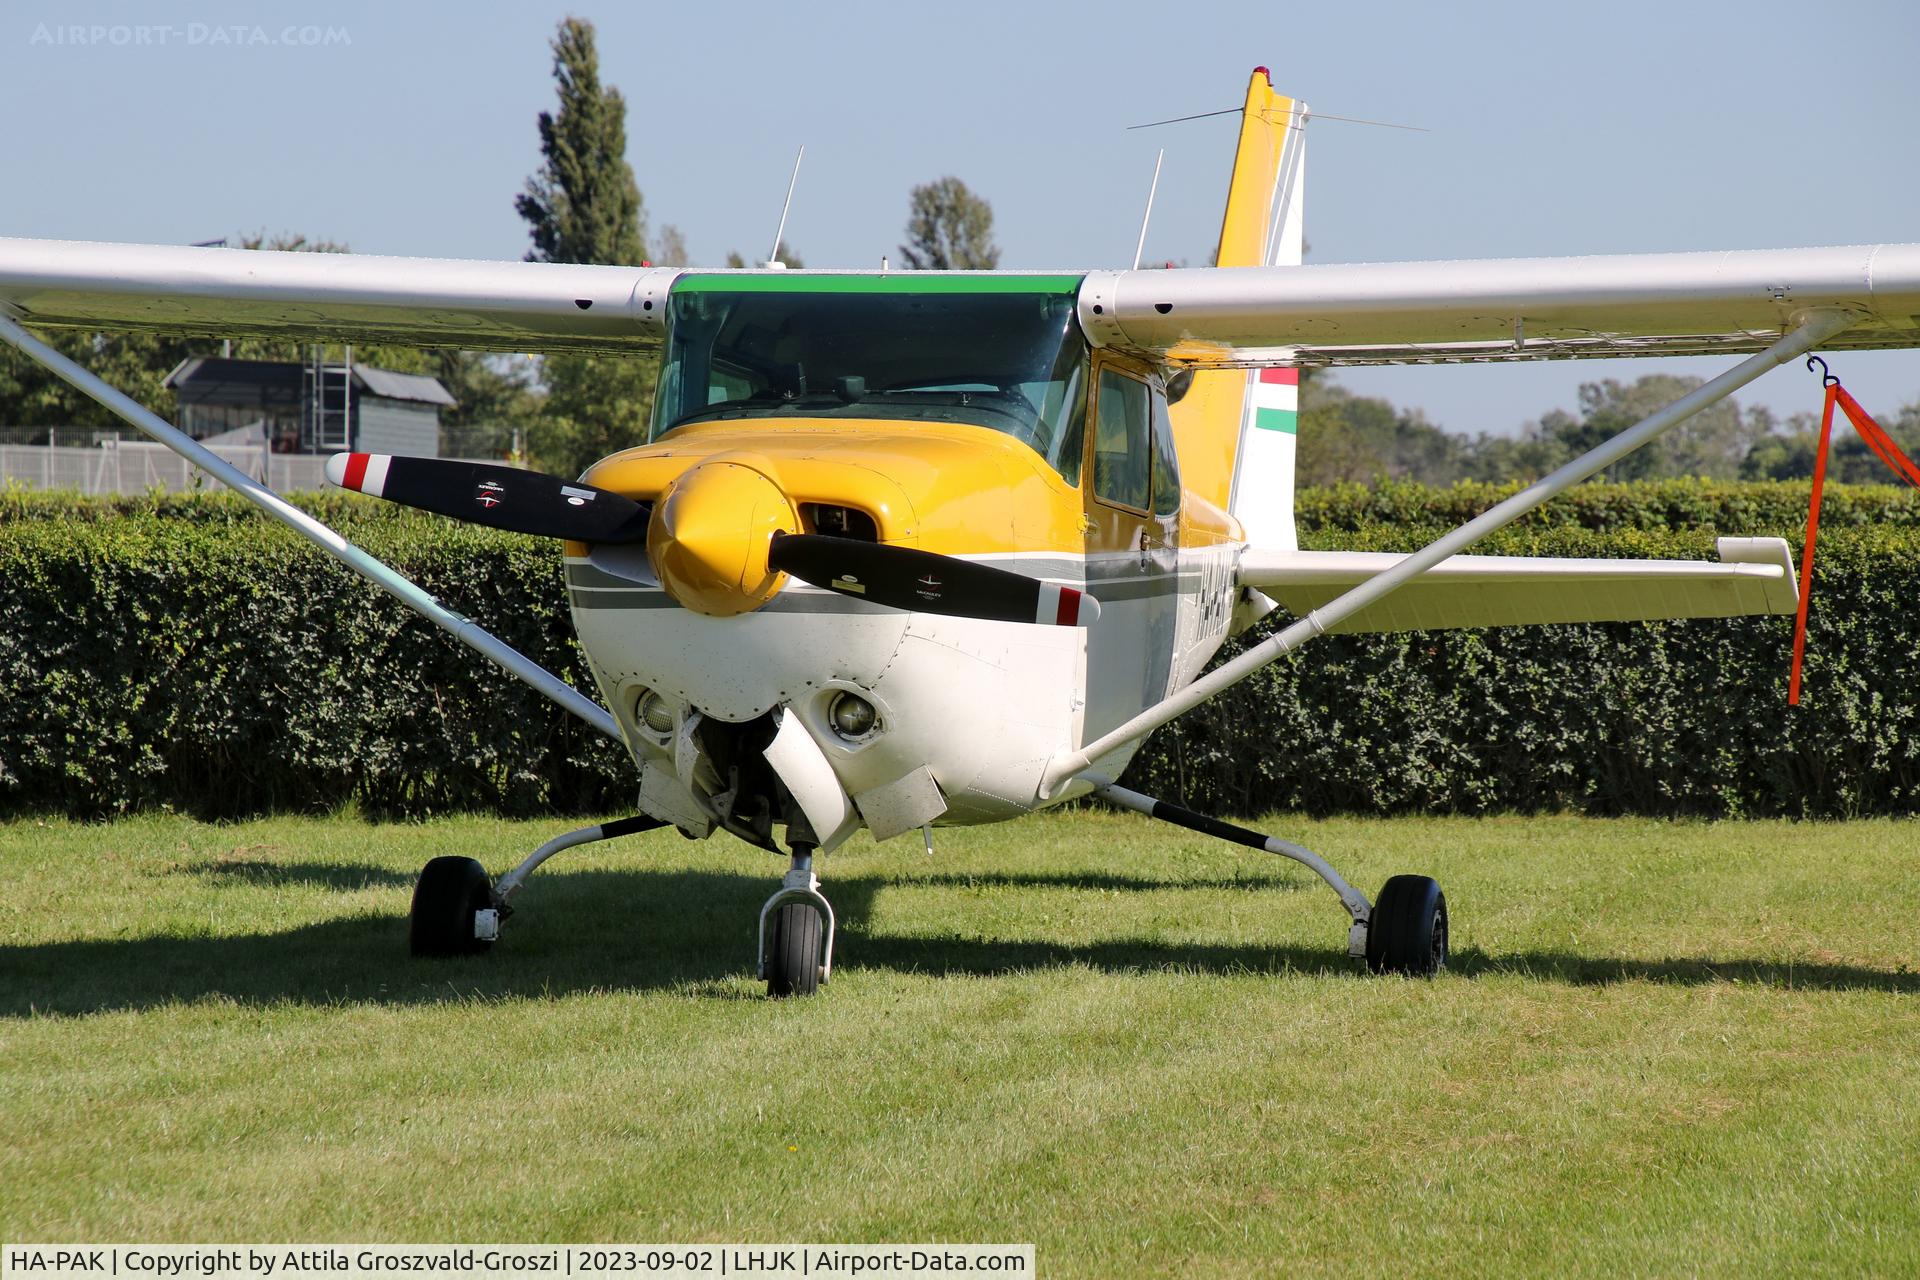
[767,145,804,267]
[1131,148,1165,271]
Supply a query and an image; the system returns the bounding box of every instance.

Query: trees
[514,16,655,478]
[1286,372,1883,488]
[899,177,999,270]
[514,17,646,269]
[1295,378,1472,487]
[1544,377,1758,482]
[435,352,543,460]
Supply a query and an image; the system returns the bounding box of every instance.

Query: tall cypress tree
[516,17,654,477]
[516,18,647,266]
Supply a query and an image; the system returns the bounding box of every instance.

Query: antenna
[1127,105,1426,132]
[1131,148,1165,271]
[766,145,805,268]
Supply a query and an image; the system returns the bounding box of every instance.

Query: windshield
[650,277,1090,477]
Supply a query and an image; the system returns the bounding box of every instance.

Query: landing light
[635,688,675,736]
[828,691,878,739]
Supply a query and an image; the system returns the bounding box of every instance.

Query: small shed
[350,366,458,456]
[165,357,456,456]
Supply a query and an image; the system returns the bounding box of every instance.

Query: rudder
[1166,67,1306,550]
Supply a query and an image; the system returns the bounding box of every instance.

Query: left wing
[1239,537,1797,633]
[1079,243,1920,367]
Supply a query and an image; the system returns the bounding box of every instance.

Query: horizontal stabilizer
[1238,537,1797,633]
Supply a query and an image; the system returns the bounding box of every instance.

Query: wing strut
[1041,308,1857,796]
[0,311,622,742]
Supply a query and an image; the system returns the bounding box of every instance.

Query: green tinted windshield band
[670,273,1083,296]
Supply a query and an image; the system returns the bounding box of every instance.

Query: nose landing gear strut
[757,844,837,997]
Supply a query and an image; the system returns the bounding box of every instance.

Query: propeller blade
[769,533,1101,627]
[326,453,649,543]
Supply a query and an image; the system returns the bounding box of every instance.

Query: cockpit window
[651,278,1091,481]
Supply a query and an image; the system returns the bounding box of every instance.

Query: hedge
[1296,477,1920,536]
[3,482,1918,820]
[0,512,630,819]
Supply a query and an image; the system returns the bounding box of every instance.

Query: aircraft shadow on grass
[6,866,1915,1017]
[178,859,417,890]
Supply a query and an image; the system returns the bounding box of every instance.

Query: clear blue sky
[5,0,1918,436]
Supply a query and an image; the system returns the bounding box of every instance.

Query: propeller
[326,453,649,544]
[326,454,1101,627]
[768,533,1101,627]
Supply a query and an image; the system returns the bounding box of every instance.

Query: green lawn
[2,811,1916,1275]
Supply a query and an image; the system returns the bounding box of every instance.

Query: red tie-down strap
[1789,361,1920,704]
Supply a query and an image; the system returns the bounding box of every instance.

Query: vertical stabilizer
[1166,67,1306,550]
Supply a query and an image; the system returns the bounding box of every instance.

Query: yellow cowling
[646,454,799,617]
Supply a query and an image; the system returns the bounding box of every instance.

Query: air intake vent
[801,503,878,542]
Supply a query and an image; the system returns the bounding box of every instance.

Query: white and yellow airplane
[3,69,1918,995]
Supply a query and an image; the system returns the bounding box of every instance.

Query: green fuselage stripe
[1254,407,1298,434]
[670,272,1084,296]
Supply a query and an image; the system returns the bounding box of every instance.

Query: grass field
[3,810,1918,1275]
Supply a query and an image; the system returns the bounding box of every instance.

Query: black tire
[1366,874,1448,976]
[766,901,823,998]
[409,856,495,957]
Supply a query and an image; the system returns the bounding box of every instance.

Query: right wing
[0,237,678,354]
[1239,537,1798,634]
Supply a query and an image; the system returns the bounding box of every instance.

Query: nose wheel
[757,848,835,997]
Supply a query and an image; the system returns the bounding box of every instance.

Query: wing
[1239,537,1798,633]
[0,237,677,354]
[1079,243,1920,367]
[9,236,1919,366]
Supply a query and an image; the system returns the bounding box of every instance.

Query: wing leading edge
[1238,538,1798,633]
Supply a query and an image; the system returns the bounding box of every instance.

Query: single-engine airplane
[4,70,1919,995]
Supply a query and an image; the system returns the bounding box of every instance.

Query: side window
[1149,385,1181,517]
[1093,369,1150,511]
[1047,362,1088,486]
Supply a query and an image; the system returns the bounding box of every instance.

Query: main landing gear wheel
[1366,874,1448,976]
[410,855,495,957]
[766,901,824,998]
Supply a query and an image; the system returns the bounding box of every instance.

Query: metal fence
[0,439,332,493]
